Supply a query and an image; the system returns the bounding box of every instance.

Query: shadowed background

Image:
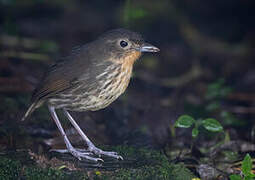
[0,0,255,177]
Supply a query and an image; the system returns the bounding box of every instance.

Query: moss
[0,157,21,180]
[24,167,87,180]
[0,146,197,180]
[96,146,196,180]
[101,162,195,180]
[96,162,195,180]
[108,145,166,161]
[0,155,88,180]
[24,167,65,180]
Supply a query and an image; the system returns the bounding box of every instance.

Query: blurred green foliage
[123,0,148,27]
[205,79,246,127]
[39,41,59,53]
[184,78,245,129]
[205,78,232,102]
[0,95,30,115]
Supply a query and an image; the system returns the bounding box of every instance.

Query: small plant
[175,115,223,138]
[229,154,255,180]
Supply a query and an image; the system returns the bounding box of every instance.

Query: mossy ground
[0,151,87,180]
[0,146,196,180]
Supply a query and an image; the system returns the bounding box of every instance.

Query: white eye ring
[120,40,128,48]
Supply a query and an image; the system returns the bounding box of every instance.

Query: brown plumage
[22,28,159,162]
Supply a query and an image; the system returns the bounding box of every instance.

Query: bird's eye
[120,40,128,48]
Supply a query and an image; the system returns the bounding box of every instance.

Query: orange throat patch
[121,50,141,71]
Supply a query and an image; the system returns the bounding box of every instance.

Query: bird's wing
[32,56,89,102]
[22,56,84,121]
[32,51,112,103]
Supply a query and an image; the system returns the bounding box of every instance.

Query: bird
[22,28,160,162]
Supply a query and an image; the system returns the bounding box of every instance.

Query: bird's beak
[138,43,160,53]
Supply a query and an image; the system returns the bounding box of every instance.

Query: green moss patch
[0,146,197,180]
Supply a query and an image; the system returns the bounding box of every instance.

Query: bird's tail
[21,101,40,121]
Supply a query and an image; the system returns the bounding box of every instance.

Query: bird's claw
[89,146,124,160]
[51,146,123,162]
[50,148,103,162]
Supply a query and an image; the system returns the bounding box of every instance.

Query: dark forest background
[0,0,255,179]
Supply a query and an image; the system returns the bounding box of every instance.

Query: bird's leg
[48,106,103,162]
[63,109,123,160]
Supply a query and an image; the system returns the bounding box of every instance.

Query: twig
[137,61,203,88]
[225,106,255,114]
[0,77,34,93]
[0,50,50,62]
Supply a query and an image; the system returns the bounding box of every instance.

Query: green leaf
[192,128,199,138]
[244,176,254,180]
[242,154,252,176]
[202,118,223,132]
[229,174,242,180]
[175,115,195,128]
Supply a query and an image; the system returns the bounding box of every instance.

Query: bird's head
[95,28,159,64]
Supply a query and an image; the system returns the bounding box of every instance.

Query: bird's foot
[50,148,103,162]
[88,145,123,160]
